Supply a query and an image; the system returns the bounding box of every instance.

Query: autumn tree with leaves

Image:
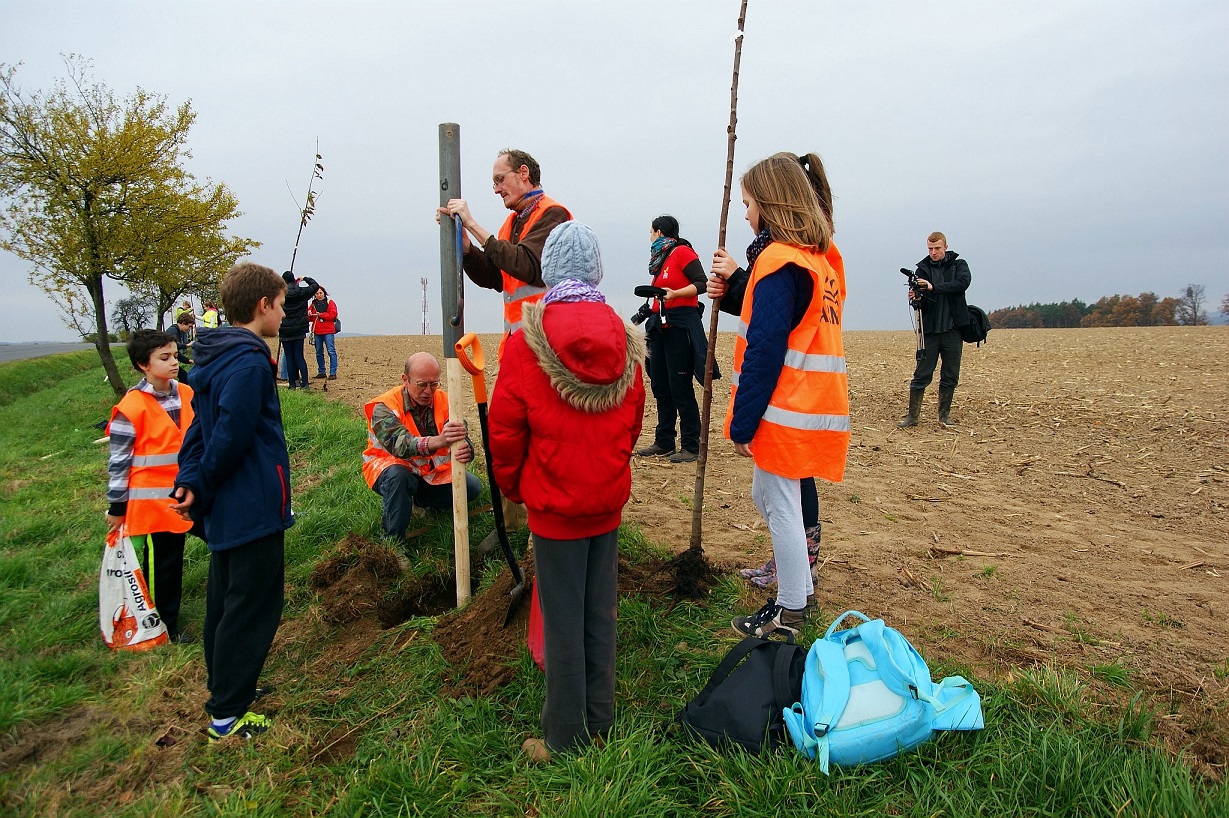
[0,57,256,396]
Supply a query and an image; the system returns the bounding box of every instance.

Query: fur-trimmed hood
[520,300,646,414]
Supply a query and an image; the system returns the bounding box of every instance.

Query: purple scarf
[542,279,607,305]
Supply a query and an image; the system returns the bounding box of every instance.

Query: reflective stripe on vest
[131,453,181,467]
[361,386,453,488]
[496,194,572,354]
[724,241,850,481]
[109,384,194,535]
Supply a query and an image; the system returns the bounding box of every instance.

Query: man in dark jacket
[278,271,320,389]
[172,262,293,743]
[899,232,972,428]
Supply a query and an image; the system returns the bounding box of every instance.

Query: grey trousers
[533,528,618,752]
[751,466,814,610]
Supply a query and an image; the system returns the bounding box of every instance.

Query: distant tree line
[989,284,1220,328]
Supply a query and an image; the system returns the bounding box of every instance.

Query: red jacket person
[488,221,645,762]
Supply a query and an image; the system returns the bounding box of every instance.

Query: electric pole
[420,277,430,335]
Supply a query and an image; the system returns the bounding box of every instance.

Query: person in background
[202,301,220,329]
[172,314,196,367]
[175,300,195,325]
[106,329,195,643]
[897,232,972,428]
[636,215,713,465]
[489,222,646,763]
[277,271,319,390]
[308,286,339,380]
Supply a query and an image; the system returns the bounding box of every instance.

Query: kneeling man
[362,352,481,543]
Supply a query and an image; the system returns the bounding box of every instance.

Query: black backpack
[960,305,991,347]
[677,636,806,753]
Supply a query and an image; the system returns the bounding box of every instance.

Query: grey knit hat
[541,221,603,287]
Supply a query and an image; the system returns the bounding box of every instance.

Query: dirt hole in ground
[308,534,459,630]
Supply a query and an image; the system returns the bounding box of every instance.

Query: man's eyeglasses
[492,168,522,189]
[411,380,441,390]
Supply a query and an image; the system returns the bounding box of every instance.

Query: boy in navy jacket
[172,262,292,742]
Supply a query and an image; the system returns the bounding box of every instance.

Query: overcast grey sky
[2,0,1227,342]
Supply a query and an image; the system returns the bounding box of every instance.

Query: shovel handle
[455,333,486,402]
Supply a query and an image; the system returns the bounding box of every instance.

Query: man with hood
[277,270,320,390]
[488,221,645,763]
[898,232,972,428]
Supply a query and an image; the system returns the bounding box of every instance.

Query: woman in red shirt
[308,286,339,379]
[635,215,712,464]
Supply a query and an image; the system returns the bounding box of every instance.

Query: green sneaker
[207,711,271,743]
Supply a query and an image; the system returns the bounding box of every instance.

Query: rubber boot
[938,387,956,427]
[897,388,924,428]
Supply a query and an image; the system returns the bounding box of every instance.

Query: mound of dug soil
[433,547,716,698]
[308,534,457,629]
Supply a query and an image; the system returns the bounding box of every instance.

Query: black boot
[938,387,956,427]
[897,389,925,428]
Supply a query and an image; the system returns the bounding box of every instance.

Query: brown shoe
[521,737,551,764]
[328,374,337,380]
[636,443,674,457]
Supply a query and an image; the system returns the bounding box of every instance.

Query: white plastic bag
[99,526,169,651]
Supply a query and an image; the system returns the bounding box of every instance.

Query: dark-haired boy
[106,329,195,642]
[172,262,293,743]
[172,314,196,367]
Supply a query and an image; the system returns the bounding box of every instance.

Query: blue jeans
[282,338,310,387]
[314,333,338,376]
[372,465,482,541]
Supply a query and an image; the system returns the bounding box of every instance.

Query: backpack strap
[824,610,871,639]
[782,638,849,773]
[772,640,805,715]
[688,636,779,708]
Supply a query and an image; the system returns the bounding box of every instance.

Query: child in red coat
[488,221,646,761]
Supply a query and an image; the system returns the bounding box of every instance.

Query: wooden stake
[690,0,749,552]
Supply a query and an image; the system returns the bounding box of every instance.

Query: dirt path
[323,326,1228,770]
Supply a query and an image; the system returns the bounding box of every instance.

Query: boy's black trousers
[202,531,284,719]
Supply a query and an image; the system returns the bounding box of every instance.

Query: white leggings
[751,465,814,610]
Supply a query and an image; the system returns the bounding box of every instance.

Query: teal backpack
[782,611,984,773]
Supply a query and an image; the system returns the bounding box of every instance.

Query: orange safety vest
[496,194,572,357]
[361,386,453,488]
[108,384,195,535]
[724,242,850,481]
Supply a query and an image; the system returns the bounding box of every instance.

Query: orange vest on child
[109,385,195,535]
[724,242,849,481]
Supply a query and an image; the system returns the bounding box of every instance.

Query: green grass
[0,353,1226,817]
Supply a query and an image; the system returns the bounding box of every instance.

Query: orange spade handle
[455,332,487,403]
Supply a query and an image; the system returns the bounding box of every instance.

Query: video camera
[900,267,926,295]
[630,285,668,326]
